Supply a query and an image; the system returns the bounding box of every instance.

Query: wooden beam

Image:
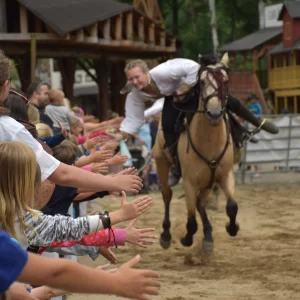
[115,15,122,40]
[103,20,111,41]
[19,4,28,34]
[126,12,133,41]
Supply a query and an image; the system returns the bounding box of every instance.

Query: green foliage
[119,0,282,60]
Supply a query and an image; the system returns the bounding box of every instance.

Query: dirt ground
[68,172,300,300]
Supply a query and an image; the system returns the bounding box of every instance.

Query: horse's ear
[220,52,229,67]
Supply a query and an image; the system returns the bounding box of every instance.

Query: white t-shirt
[0,116,60,181]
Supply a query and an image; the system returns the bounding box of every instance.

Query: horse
[152,53,239,252]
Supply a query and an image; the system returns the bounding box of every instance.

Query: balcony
[269,65,300,90]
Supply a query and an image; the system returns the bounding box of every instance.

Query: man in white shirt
[118,56,278,186]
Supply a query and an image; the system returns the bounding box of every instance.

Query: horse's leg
[219,170,239,236]
[196,189,214,252]
[181,181,198,247]
[155,155,173,249]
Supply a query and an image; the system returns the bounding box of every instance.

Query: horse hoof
[226,222,240,236]
[202,239,214,252]
[160,233,171,249]
[181,236,193,247]
[160,237,171,249]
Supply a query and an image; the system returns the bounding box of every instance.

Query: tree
[208,0,219,54]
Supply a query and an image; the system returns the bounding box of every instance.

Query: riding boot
[227,95,279,134]
[168,155,182,187]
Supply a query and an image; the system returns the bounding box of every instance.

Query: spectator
[27,81,53,128]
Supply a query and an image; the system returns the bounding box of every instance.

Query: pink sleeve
[77,136,87,145]
[81,165,92,172]
[47,228,126,248]
[89,130,106,139]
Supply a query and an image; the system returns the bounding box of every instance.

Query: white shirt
[120,58,200,134]
[0,116,60,181]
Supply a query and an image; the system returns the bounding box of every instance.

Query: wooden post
[160,31,166,48]
[148,23,155,46]
[294,96,297,113]
[20,4,28,33]
[138,17,145,43]
[126,12,133,41]
[88,23,98,43]
[30,34,36,83]
[284,96,287,109]
[115,15,122,41]
[103,20,111,41]
[76,29,84,42]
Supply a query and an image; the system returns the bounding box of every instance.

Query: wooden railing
[269,65,300,90]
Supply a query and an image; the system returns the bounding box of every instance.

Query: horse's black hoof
[160,232,171,249]
[160,237,171,249]
[226,222,240,236]
[202,239,214,252]
[181,236,193,247]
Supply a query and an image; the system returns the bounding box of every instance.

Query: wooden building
[0,0,176,120]
[220,27,282,113]
[268,1,300,114]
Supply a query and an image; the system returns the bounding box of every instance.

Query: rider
[118,55,279,187]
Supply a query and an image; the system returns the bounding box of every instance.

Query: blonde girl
[0,141,152,250]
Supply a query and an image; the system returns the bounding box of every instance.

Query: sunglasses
[9,89,29,105]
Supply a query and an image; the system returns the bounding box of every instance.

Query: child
[45,89,73,135]
[0,141,152,250]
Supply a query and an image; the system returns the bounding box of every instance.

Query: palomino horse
[152,53,239,252]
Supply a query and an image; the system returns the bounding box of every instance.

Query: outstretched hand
[126,218,157,248]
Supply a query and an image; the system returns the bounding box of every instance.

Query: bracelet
[98,211,117,248]
[110,128,115,134]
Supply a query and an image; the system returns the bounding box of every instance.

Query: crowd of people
[0,51,161,300]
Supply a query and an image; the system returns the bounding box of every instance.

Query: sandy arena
[68,172,300,300]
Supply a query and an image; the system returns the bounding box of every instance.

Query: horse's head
[199,53,229,126]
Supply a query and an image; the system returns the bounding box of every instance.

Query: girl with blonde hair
[0,141,152,250]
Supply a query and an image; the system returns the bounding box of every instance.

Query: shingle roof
[18,0,135,36]
[219,27,282,52]
[278,1,300,20]
[268,40,300,54]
